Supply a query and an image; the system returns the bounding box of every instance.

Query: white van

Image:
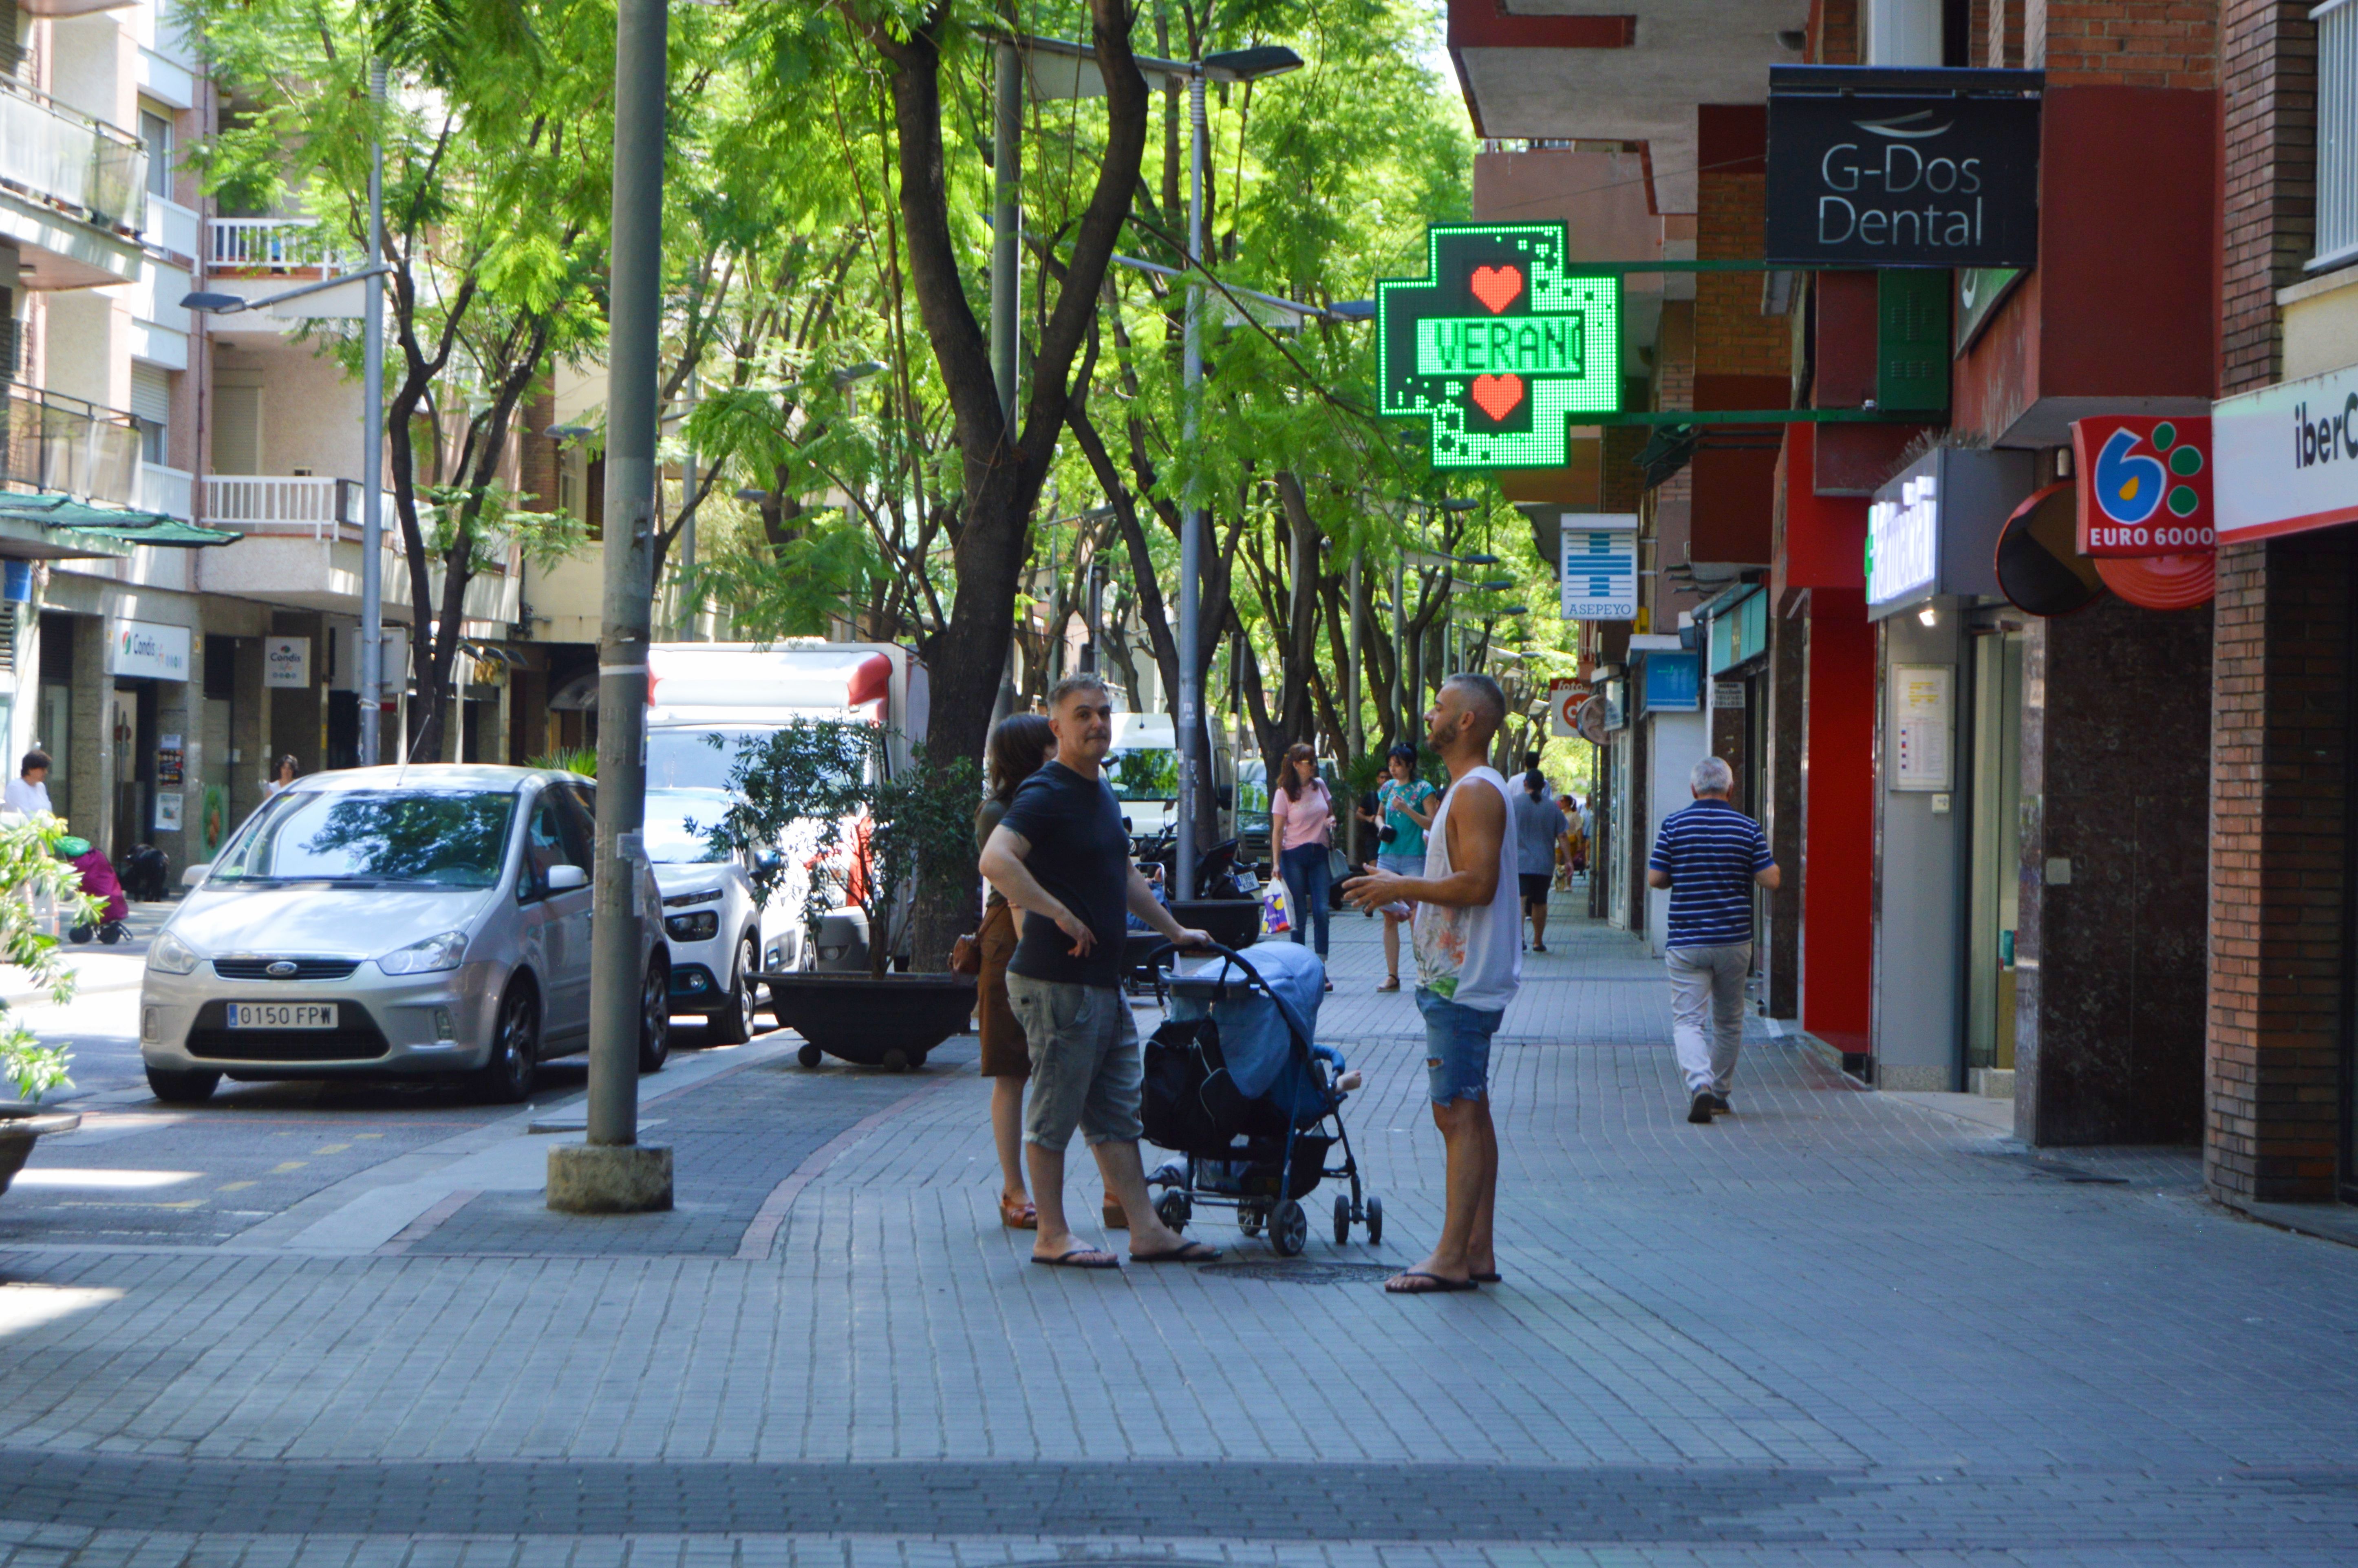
[1104,711,1235,843]
[644,642,930,975]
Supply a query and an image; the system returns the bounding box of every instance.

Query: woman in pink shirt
[1271,743,1335,981]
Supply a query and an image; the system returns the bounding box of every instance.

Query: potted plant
[0,816,103,1197]
[717,720,980,1071]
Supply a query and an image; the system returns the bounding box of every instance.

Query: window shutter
[130,363,171,426]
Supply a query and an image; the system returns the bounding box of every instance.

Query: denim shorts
[1414,986,1504,1105]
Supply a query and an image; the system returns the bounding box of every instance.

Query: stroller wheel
[1237,1205,1264,1238]
[1365,1194,1383,1247]
[1271,1199,1308,1258]
[98,921,128,945]
[67,923,94,944]
[1154,1190,1190,1233]
[1333,1194,1352,1247]
[796,1044,824,1069]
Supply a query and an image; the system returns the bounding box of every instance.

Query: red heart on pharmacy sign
[1469,373,1524,421]
[1469,265,1523,314]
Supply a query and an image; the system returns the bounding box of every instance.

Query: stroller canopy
[1167,939,1326,1112]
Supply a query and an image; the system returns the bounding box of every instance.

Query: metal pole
[678,369,696,639]
[1392,555,1405,741]
[991,41,1020,426]
[357,61,385,767]
[1346,555,1362,858]
[1175,69,1207,899]
[585,0,666,1156]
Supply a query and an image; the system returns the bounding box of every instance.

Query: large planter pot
[759,971,975,1072]
[1170,899,1263,951]
[0,1105,82,1198]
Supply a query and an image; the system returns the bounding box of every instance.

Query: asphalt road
[3,898,769,1250]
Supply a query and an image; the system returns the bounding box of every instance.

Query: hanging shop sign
[1639,651,1701,714]
[2071,417,2213,554]
[1379,222,1622,470]
[108,619,190,681]
[1546,678,1590,738]
[2214,360,2358,544]
[1866,446,2035,620]
[1765,66,2043,269]
[1559,512,1639,620]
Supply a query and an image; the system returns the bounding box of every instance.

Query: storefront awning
[0,491,239,548]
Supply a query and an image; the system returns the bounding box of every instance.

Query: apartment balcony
[196,475,522,631]
[205,217,349,278]
[2,386,141,507]
[0,75,147,288]
[138,463,193,522]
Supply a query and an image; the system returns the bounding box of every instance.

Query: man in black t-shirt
[979,675,1219,1270]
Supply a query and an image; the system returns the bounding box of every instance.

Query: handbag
[950,933,982,975]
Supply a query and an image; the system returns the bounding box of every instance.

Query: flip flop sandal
[1132,1241,1222,1264]
[1471,1271,1503,1284]
[1384,1270,1479,1294]
[1377,976,1401,992]
[1033,1247,1120,1269]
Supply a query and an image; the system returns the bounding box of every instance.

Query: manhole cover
[1198,1259,1398,1284]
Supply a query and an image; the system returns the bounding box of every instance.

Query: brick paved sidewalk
[2,889,2357,1564]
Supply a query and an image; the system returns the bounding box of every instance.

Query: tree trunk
[871,2,1149,770]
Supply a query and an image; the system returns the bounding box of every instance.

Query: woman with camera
[1357,743,1437,992]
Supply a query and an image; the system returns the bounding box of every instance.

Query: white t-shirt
[1411,766,1523,1012]
[4,777,52,819]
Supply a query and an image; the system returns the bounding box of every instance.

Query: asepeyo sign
[1767,66,2043,269]
[2214,361,2358,543]
[109,620,190,681]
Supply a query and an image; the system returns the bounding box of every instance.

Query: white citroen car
[139,765,669,1104]
[641,787,799,1041]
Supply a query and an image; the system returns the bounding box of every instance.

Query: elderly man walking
[978,674,1222,1269]
[1646,756,1779,1124]
[1343,674,1521,1294]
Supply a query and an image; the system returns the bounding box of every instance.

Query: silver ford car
[138,765,669,1105]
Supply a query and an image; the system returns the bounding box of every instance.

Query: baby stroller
[56,836,130,944]
[1138,938,1380,1255]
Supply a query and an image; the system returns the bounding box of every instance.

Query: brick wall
[2206,5,2341,1205]
[2208,532,2352,1200]
[1811,0,1859,66]
[1987,0,2025,66]
[1696,107,1784,379]
[2221,4,2317,393]
[2028,0,2219,87]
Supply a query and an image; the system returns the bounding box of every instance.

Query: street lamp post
[360,62,386,765]
[995,34,1302,895]
[549,0,671,1215]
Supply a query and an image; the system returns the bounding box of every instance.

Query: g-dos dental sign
[1765,66,2042,270]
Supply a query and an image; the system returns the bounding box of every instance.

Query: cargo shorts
[1004,973,1144,1149]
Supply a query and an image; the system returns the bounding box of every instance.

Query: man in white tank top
[1343,674,1521,1294]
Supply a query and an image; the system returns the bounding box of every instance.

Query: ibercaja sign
[2071,417,2213,556]
[1766,66,2042,269]
[1378,222,1621,469]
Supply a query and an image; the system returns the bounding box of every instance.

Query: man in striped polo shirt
[1646,756,1780,1124]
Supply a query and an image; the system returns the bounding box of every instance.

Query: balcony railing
[203,475,400,543]
[205,217,348,276]
[139,463,194,523]
[2318,0,2358,270]
[2,388,143,507]
[144,196,200,261]
[0,75,147,236]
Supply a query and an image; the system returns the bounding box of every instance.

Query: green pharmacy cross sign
[1378,222,1621,469]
